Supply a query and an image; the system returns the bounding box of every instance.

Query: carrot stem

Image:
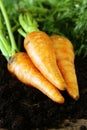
[0,0,19,61]
[18,28,26,38]
[0,32,11,61]
[19,12,39,37]
[0,39,9,60]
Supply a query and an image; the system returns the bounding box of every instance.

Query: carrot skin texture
[7,52,65,103]
[51,35,79,100]
[24,31,66,91]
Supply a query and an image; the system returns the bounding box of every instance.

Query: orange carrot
[51,35,79,100]
[24,31,66,91]
[18,13,66,91]
[7,52,65,103]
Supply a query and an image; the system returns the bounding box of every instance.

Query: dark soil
[0,53,87,130]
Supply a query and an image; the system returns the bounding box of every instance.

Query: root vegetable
[51,35,79,100]
[7,52,65,103]
[24,31,66,91]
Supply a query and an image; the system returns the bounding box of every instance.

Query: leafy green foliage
[2,0,87,57]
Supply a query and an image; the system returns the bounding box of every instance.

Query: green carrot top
[18,12,39,38]
[0,0,19,61]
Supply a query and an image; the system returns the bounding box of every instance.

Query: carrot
[19,13,66,91]
[7,52,64,103]
[24,31,66,90]
[0,1,64,103]
[51,35,79,100]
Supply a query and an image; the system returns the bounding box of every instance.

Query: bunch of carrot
[0,0,79,104]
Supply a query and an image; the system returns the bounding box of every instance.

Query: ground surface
[0,53,87,130]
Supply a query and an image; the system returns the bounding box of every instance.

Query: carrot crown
[0,0,19,61]
[18,12,39,38]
